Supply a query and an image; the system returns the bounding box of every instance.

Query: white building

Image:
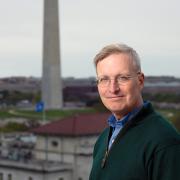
[0,159,72,180]
[0,113,109,180]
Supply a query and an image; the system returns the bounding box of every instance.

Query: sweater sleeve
[148,144,180,180]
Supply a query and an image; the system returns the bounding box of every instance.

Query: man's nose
[109,79,120,93]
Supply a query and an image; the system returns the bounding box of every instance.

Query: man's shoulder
[140,111,180,149]
[144,111,179,135]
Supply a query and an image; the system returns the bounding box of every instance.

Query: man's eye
[97,77,109,84]
[118,76,129,81]
[100,77,109,83]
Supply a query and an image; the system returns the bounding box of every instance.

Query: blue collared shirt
[108,102,149,150]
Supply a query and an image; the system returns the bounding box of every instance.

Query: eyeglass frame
[96,72,142,87]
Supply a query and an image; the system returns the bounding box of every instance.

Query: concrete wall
[34,135,97,179]
[0,166,72,180]
[34,135,97,162]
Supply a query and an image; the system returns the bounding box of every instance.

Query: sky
[0,0,180,78]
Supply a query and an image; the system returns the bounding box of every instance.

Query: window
[8,174,12,180]
[52,140,58,147]
[78,178,83,180]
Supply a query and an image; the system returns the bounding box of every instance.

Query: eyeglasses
[96,72,141,87]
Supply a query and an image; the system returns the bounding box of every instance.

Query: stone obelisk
[42,0,63,109]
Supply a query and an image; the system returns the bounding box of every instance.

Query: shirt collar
[108,101,149,128]
[108,113,129,128]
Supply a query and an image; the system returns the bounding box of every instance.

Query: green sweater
[89,103,180,180]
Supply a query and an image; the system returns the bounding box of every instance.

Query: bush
[0,122,28,133]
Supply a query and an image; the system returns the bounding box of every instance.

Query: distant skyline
[0,0,180,78]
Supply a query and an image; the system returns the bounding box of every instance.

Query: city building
[0,113,110,180]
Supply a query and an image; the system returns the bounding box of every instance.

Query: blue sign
[36,101,44,112]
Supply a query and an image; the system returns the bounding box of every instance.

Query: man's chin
[108,106,125,116]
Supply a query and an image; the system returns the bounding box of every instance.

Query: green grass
[0,107,97,121]
[0,107,180,132]
[0,110,17,118]
[0,107,98,132]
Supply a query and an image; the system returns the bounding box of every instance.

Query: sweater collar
[108,101,150,128]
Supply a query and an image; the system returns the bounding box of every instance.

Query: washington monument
[42,0,63,109]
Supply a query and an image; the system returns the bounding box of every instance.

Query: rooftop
[31,113,110,136]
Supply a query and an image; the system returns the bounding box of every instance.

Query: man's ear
[138,72,145,90]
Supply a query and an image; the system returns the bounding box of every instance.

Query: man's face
[96,53,144,119]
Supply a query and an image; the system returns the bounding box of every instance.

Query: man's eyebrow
[98,73,131,78]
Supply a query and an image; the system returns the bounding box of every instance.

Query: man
[89,43,180,180]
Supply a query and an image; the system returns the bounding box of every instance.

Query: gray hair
[94,43,141,72]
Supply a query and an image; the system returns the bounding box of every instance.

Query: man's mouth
[106,95,124,99]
